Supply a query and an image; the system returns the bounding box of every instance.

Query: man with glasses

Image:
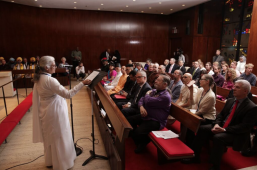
[147,63,159,88]
[168,70,183,103]
[158,65,166,74]
[116,71,152,118]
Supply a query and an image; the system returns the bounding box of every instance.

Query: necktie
[169,64,174,73]
[192,68,197,76]
[223,100,239,128]
[134,86,142,103]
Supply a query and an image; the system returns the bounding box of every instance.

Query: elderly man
[178,60,186,74]
[166,58,179,74]
[176,73,198,108]
[127,74,171,153]
[117,71,152,118]
[169,70,183,103]
[213,66,225,87]
[192,61,201,80]
[104,63,122,91]
[240,63,256,86]
[183,80,257,170]
[158,65,166,74]
[147,63,159,88]
[164,59,169,68]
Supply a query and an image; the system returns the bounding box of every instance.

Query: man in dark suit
[182,80,257,170]
[178,60,186,74]
[192,61,201,80]
[100,49,111,62]
[213,49,224,65]
[116,71,152,118]
[165,58,179,74]
[187,61,195,74]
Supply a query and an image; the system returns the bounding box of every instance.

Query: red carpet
[125,138,257,170]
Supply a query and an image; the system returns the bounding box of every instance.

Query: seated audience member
[187,61,195,74]
[127,74,171,153]
[13,57,24,78]
[222,68,236,90]
[169,70,183,103]
[0,57,4,66]
[23,57,30,78]
[213,66,225,87]
[58,57,69,76]
[147,63,159,88]
[116,71,152,118]
[221,63,229,77]
[205,62,214,75]
[101,63,117,85]
[128,60,133,64]
[144,58,152,71]
[186,74,217,146]
[195,70,207,88]
[164,59,169,68]
[35,56,40,65]
[230,61,240,77]
[166,58,179,74]
[178,60,186,74]
[75,62,85,81]
[8,58,16,69]
[176,73,198,109]
[146,63,154,78]
[192,61,201,80]
[226,77,252,100]
[0,59,11,70]
[104,63,122,91]
[107,66,128,95]
[158,65,166,74]
[240,63,256,86]
[183,80,257,170]
[221,61,227,66]
[198,60,206,71]
[135,63,143,72]
[100,49,111,62]
[29,57,36,78]
[111,70,137,103]
[237,55,246,74]
[101,58,109,72]
[213,61,219,68]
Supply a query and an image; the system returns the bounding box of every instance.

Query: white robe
[32,73,84,170]
[104,71,122,91]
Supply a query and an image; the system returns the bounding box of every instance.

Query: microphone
[60,64,73,68]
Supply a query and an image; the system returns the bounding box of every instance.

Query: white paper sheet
[86,71,99,81]
[152,130,179,139]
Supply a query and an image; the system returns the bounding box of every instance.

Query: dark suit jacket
[179,66,186,75]
[165,64,179,74]
[129,82,152,108]
[122,77,135,93]
[187,66,195,74]
[192,68,201,80]
[214,98,257,151]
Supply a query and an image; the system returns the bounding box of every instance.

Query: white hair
[154,63,159,68]
[137,70,147,77]
[235,80,251,93]
[61,57,66,61]
[39,56,55,69]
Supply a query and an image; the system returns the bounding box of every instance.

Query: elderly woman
[32,56,91,170]
[237,55,246,74]
[58,57,69,76]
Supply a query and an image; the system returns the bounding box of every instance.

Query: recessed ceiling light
[11,1,14,2]
[159,2,162,4]
[133,0,136,1]
[149,7,151,9]
[182,4,185,6]
[161,13,163,14]
[39,5,42,7]
[74,2,76,3]
[74,7,76,9]
[101,4,103,5]
[170,9,173,11]
[120,10,123,11]
[35,0,37,1]
[126,5,129,7]
[98,8,100,10]
[141,11,144,13]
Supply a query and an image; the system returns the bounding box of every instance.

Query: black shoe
[209,165,220,170]
[46,166,52,168]
[134,144,146,154]
[181,158,200,164]
[241,148,257,157]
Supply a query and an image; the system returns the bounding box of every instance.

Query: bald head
[182,73,192,84]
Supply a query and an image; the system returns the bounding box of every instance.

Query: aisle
[0,80,111,170]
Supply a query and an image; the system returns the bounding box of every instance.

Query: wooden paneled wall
[169,0,223,65]
[0,1,169,71]
[247,0,257,76]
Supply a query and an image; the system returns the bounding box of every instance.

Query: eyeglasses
[136,76,145,79]
[174,73,180,75]
[182,76,188,78]
[51,65,57,68]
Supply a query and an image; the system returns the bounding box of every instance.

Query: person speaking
[32,56,91,170]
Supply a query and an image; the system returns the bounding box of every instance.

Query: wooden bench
[87,83,132,170]
[215,99,226,115]
[251,86,257,105]
[149,103,202,164]
[216,86,230,101]
[0,92,32,145]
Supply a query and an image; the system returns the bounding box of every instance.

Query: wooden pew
[216,86,230,99]
[149,103,203,164]
[251,86,257,105]
[88,83,132,170]
[215,99,226,115]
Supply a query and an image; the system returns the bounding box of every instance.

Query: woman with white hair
[237,55,246,74]
[32,56,91,170]
[58,57,69,76]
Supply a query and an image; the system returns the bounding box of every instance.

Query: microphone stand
[67,67,82,156]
